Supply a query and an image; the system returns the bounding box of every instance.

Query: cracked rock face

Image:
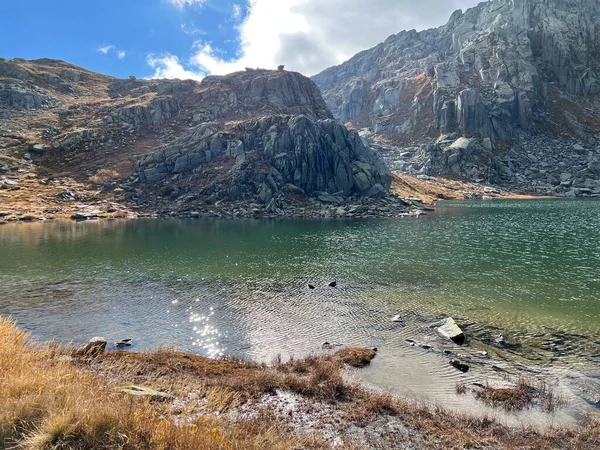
[137,114,391,199]
[131,69,391,203]
[312,0,600,145]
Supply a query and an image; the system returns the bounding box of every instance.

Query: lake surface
[1,198,599,423]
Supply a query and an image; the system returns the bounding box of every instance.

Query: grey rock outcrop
[106,97,181,127]
[137,113,391,199]
[0,80,54,110]
[130,69,391,205]
[313,0,600,146]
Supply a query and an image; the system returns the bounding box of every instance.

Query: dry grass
[0,317,326,450]
[455,382,467,395]
[333,347,377,368]
[473,378,565,413]
[2,317,599,450]
[88,168,120,185]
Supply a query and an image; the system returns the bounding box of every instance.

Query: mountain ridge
[312,0,600,196]
[0,58,412,222]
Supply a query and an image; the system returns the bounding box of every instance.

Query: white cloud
[149,0,482,80]
[98,44,127,61]
[97,44,115,55]
[147,54,205,81]
[169,0,206,8]
[181,23,207,36]
[232,4,243,21]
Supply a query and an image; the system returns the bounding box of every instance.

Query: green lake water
[1,198,599,420]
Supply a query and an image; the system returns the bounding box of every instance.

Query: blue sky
[0,0,244,78]
[0,0,481,79]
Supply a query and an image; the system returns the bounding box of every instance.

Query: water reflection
[190,307,224,358]
[1,199,600,422]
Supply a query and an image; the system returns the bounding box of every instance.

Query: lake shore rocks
[436,318,466,345]
[78,336,107,357]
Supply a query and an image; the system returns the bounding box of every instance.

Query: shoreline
[1,317,599,449]
[1,163,576,225]
[0,190,575,226]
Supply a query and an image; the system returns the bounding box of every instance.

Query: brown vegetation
[1,317,599,449]
[0,318,326,450]
[333,347,377,368]
[88,168,121,185]
[473,378,565,413]
[392,173,544,205]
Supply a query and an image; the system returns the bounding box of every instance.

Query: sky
[0,0,482,80]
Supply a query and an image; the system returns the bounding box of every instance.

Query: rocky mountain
[313,0,600,196]
[0,58,405,221]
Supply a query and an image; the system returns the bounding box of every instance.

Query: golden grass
[0,318,326,449]
[88,169,120,185]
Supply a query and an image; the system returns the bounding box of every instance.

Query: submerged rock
[450,359,470,373]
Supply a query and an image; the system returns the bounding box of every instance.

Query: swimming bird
[115,340,132,349]
[308,284,315,290]
[329,281,337,288]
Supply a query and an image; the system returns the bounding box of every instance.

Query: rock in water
[450,359,470,373]
[115,340,132,349]
[437,318,465,345]
[329,281,337,288]
[80,336,107,357]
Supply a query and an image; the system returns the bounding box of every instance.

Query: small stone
[449,359,469,373]
[121,386,173,401]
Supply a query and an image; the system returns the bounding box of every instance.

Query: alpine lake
[1,198,599,427]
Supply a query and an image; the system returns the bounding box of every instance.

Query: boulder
[437,318,465,345]
[449,359,469,373]
[80,337,107,357]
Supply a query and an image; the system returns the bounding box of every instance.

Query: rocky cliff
[313,0,600,196]
[1,59,401,221]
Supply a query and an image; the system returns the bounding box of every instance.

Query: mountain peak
[312,0,600,193]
